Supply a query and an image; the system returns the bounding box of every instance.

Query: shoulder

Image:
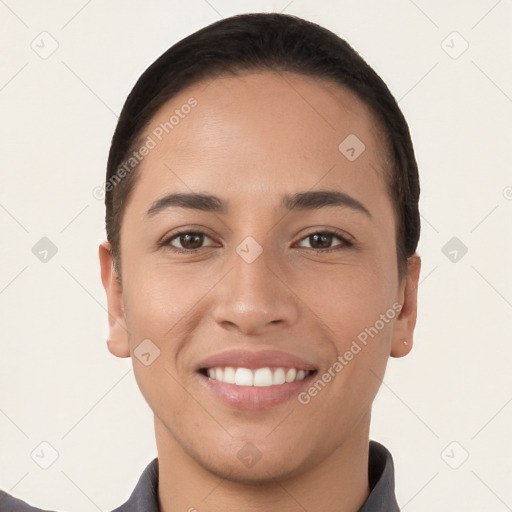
[0,490,56,512]
[110,457,160,512]
[0,458,159,512]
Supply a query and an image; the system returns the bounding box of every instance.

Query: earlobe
[107,338,131,358]
[391,339,413,358]
[390,254,421,358]
[99,240,131,359]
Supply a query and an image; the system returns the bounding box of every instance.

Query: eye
[295,230,353,252]
[161,230,216,253]
[160,228,353,254]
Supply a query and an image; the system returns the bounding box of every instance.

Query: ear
[390,254,421,358]
[99,240,130,358]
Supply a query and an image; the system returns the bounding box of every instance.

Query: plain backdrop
[1,1,511,511]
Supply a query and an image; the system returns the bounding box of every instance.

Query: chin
[201,452,306,485]
[191,436,316,485]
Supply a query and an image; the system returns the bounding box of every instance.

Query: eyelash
[159,229,354,254]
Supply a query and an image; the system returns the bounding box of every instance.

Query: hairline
[110,68,406,282]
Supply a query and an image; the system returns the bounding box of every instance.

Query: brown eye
[296,231,352,251]
[164,231,215,251]
[308,233,333,249]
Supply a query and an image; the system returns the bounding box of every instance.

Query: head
[100,13,421,482]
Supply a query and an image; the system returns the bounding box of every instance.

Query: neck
[155,413,372,512]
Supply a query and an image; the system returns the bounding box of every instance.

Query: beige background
[1,0,511,510]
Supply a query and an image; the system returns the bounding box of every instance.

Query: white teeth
[253,368,273,387]
[235,368,253,386]
[204,366,312,386]
[272,367,286,385]
[223,366,236,384]
[285,368,297,382]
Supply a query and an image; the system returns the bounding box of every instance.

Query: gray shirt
[0,440,400,511]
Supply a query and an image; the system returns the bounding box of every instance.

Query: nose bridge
[212,235,299,334]
[233,241,277,305]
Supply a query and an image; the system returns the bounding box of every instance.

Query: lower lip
[196,371,317,410]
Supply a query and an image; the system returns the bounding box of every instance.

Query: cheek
[131,357,192,436]
[299,262,395,335]
[297,264,396,396]
[299,269,395,429]
[121,262,217,390]
[123,261,207,334]
[122,265,200,416]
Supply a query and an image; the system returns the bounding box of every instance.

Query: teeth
[223,366,236,384]
[204,366,312,386]
[235,368,253,386]
[285,368,297,382]
[254,368,272,387]
[273,367,286,385]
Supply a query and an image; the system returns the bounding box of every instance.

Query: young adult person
[1,12,421,512]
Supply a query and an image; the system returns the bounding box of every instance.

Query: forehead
[130,70,390,216]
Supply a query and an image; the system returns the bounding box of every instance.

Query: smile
[200,366,315,387]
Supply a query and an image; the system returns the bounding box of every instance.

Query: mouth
[196,366,318,410]
[198,366,317,386]
[194,348,319,410]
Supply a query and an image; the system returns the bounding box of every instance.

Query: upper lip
[196,348,318,372]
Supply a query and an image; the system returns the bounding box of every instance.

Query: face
[100,70,420,482]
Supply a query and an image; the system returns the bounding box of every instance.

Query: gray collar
[112,440,400,512]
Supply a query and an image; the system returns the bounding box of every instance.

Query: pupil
[181,233,203,249]
[311,233,331,249]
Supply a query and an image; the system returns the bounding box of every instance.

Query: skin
[99,70,421,512]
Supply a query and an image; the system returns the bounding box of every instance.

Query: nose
[212,245,301,336]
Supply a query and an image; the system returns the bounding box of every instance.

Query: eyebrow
[146,190,371,218]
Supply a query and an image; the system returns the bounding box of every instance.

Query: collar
[112,440,400,512]
[358,440,400,512]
